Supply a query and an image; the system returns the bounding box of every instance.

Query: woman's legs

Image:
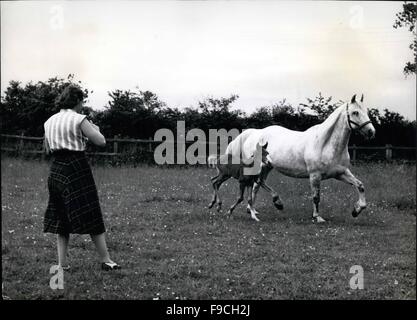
[57,232,117,267]
[90,232,114,264]
[57,233,70,267]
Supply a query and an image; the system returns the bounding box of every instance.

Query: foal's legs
[247,184,260,222]
[249,164,283,213]
[208,174,220,209]
[227,182,245,217]
[310,173,326,223]
[259,179,283,210]
[247,186,259,214]
[336,168,366,217]
[209,174,230,212]
[248,181,261,214]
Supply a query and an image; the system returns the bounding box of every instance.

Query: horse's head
[257,136,273,166]
[246,140,272,169]
[260,142,272,166]
[346,94,376,140]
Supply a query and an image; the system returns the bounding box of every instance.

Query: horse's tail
[207,154,219,168]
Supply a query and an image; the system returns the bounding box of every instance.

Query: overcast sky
[1,1,415,120]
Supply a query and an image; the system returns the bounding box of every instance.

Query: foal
[207,144,271,222]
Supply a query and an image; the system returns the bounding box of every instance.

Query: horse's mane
[317,102,347,132]
[311,102,349,148]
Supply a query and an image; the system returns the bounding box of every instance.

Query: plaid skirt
[44,150,106,235]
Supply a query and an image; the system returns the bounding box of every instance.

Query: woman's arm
[80,119,106,147]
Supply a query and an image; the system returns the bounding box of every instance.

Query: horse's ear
[258,136,267,148]
[351,94,357,103]
[360,94,364,103]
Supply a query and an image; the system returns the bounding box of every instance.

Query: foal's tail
[207,154,219,168]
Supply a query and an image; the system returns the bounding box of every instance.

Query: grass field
[1,156,416,300]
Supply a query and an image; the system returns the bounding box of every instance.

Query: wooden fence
[1,133,415,163]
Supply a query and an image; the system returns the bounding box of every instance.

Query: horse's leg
[248,185,259,214]
[208,174,220,209]
[214,175,230,212]
[335,169,366,217]
[247,165,269,213]
[310,173,325,223]
[247,184,260,222]
[249,164,283,213]
[227,182,245,217]
[259,179,283,210]
[248,181,262,214]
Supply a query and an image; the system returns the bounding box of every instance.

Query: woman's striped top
[44,109,88,151]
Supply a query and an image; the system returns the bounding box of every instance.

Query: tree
[394,2,417,75]
[94,88,167,138]
[1,78,415,149]
[368,108,381,125]
[350,108,416,147]
[271,99,296,127]
[197,95,245,132]
[247,106,272,129]
[0,75,92,135]
[247,98,321,131]
[299,92,341,121]
[198,95,239,114]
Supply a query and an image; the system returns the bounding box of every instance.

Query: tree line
[0,75,415,148]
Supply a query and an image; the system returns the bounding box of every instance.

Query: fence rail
[1,134,415,163]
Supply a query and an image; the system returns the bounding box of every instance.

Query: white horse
[225,94,376,223]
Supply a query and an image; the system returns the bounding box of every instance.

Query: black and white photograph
[1,0,416,304]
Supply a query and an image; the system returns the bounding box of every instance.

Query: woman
[43,85,120,271]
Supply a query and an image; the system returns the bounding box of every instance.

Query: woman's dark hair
[55,85,85,109]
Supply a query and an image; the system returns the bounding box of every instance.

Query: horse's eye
[352,111,359,116]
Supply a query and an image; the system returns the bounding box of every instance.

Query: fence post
[113,135,118,154]
[19,133,24,153]
[149,137,152,153]
[352,144,357,164]
[3,135,8,153]
[41,137,46,161]
[386,144,392,161]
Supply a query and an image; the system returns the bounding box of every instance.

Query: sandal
[101,262,121,271]
[59,265,71,271]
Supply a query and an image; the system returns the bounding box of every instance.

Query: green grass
[1,157,416,300]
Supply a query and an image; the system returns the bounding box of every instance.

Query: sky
[1,1,416,120]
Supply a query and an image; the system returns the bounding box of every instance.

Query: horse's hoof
[352,209,359,218]
[208,203,214,209]
[251,215,260,222]
[274,202,284,210]
[312,216,326,223]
